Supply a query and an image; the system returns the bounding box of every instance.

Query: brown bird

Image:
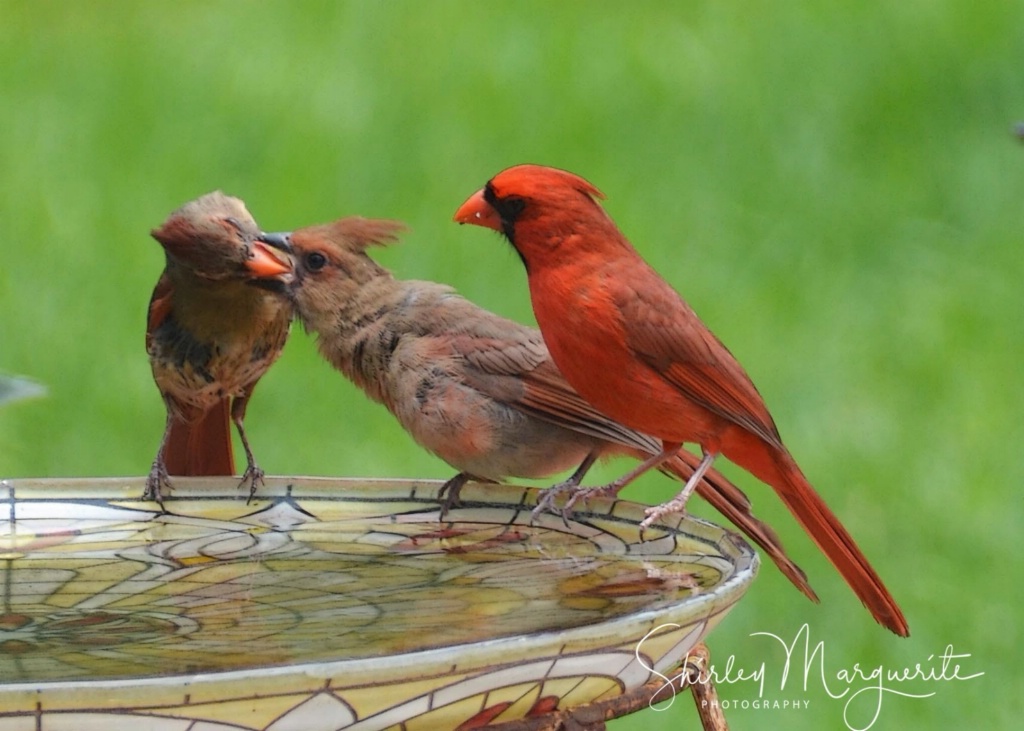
[145,191,293,502]
[250,218,815,599]
[454,164,908,636]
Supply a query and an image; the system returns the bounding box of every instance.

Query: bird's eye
[490,194,526,225]
[305,252,328,271]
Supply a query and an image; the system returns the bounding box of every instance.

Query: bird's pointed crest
[488,164,605,204]
[307,217,408,253]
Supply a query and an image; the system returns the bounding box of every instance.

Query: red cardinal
[145,191,293,502]
[454,164,909,636]
[251,219,814,598]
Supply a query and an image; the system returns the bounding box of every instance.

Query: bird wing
[146,272,174,353]
[444,306,663,452]
[617,277,784,450]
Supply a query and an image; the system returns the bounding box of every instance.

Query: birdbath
[0,477,755,729]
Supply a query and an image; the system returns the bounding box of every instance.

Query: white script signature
[636,622,984,731]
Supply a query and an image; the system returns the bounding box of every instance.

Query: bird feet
[638,496,691,537]
[562,483,624,514]
[531,481,624,524]
[143,459,169,505]
[529,453,602,523]
[637,450,712,538]
[561,481,622,516]
[438,473,493,520]
[530,479,579,523]
[240,462,266,504]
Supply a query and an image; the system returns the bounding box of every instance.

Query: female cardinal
[454,164,908,636]
[145,191,293,502]
[249,218,816,600]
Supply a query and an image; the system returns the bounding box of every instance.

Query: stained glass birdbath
[0,477,756,729]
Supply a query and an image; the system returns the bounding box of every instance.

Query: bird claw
[562,484,621,514]
[530,479,579,524]
[143,461,169,505]
[438,474,479,520]
[438,491,458,521]
[532,481,623,526]
[240,464,266,504]
[638,499,689,539]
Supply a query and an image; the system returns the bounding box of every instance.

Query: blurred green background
[1,2,1020,728]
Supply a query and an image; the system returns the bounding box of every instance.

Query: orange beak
[453,189,502,232]
[247,241,293,277]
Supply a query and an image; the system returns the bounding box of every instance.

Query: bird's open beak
[453,189,502,232]
[247,232,294,277]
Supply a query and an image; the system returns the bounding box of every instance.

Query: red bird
[454,164,909,636]
[145,191,293,502]
[250,219,814,598]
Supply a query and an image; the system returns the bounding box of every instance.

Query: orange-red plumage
[455,164,909,636]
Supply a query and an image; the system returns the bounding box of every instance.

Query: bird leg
[438,472,471,518]
[560,442,686,517]
[233,391,265,503]
[639,450,719,534]
[143,412,173,504]
[438,472,498,519]
[531,451,600,522]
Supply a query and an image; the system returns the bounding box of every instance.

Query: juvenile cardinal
[250,218,815,599]
[145,191,293,502]
[454,164,908,636]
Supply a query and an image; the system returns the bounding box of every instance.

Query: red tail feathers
[660,450,818,604]
[724,430,909,636]
[163,399,235,476]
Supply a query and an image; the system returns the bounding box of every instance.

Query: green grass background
[1,2,1021,728]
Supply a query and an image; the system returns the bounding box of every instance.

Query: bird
[249,217,816,599]
[453,163,909,636]
[145,191,293,503]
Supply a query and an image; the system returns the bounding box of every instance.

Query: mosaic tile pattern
[0,477,756,729]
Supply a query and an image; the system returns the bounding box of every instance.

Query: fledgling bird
[250,218,815,600]
[145,191,293,502]
[454,164,909,636]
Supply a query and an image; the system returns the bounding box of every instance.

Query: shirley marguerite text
[637,623,983,731]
